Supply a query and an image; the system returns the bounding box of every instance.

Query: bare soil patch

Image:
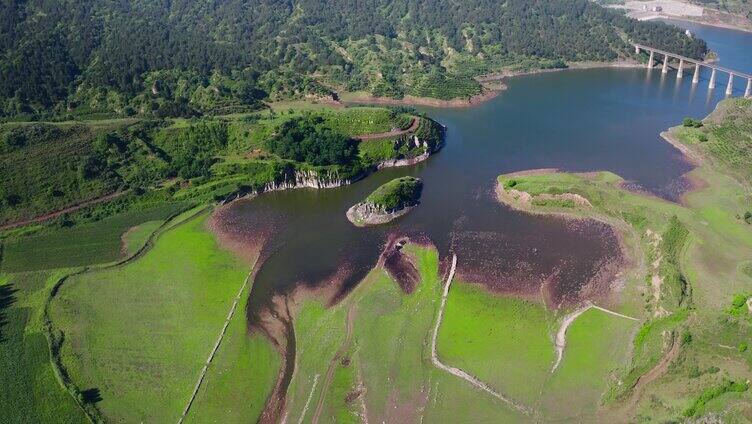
[380,236,421,294]
[354,117,419,141]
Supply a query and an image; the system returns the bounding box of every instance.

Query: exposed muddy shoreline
[492,176,631,309]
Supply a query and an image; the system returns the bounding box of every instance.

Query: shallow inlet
[208,21,752,324]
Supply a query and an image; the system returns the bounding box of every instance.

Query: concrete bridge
[634,43,752,97]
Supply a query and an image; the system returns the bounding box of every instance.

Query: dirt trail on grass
[430,255,532,415]
[551,303,638,373]
[297,374,319,424]
[310,301,357,424]
[626,333,682,411]
[177,268,255,424]
[354,117,419,141]
[0,191,127,231]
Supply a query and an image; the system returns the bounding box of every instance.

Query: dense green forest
[1,0,707,119]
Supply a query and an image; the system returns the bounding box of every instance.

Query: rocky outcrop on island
[346,177,423,226]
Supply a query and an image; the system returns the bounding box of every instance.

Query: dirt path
[354,117,419,141]
[551,303,639,373]
[430,255,532,415]
[177,268,255,424]
[310,301,358,424]
[297,374,320,424]
[0,191,127,231]
[626,333,682,410]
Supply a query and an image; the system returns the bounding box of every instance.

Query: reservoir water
[211,21,752,322]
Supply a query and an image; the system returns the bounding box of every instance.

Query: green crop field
[0,272,88,424]
[0,202,191,272]
[48,211,250,422]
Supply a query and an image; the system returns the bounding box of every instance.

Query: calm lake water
[216,21,752,320]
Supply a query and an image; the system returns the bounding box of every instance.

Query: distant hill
[0,0,707,119]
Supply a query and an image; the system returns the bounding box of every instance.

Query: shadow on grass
[0,283,18,342]
[81,388,103,404]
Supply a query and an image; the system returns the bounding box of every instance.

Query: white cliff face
[262,170,357,192]
[376,135,441,169]
[345,201,416,227]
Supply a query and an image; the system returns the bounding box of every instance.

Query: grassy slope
[496,154,752,420]
[122,220,163,256]
[48,212,251,422]
[0,272,88,424]
[0,122,124,225]
[364,176,422,210]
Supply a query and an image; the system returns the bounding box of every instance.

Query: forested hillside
[1,0,707,119]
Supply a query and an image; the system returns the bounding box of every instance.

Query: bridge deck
[634,43,752,79]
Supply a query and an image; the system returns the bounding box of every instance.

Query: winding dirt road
[627,333,682,410]
[354,117,419,141]
[0,190,127,231]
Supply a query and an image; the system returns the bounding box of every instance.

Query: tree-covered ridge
[1,0,707,119]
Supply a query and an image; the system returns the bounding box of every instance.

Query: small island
[346,177,423,226]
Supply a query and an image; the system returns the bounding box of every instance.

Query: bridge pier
[746,78,751,98]
[726,74,734,96]
[648,50,654,69]
[677,59,684,79]
[692,63,700,84]
[662,54,669,74]
[709,68,717,89]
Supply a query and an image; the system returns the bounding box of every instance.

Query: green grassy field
[282,244,525,423]
[437,283,555,405]
[0,202,190,272]
[185,281,281,423]
[48,211,251,422]
[540,308,638,418]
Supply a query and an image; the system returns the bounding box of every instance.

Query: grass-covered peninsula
[346,176,423,226]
